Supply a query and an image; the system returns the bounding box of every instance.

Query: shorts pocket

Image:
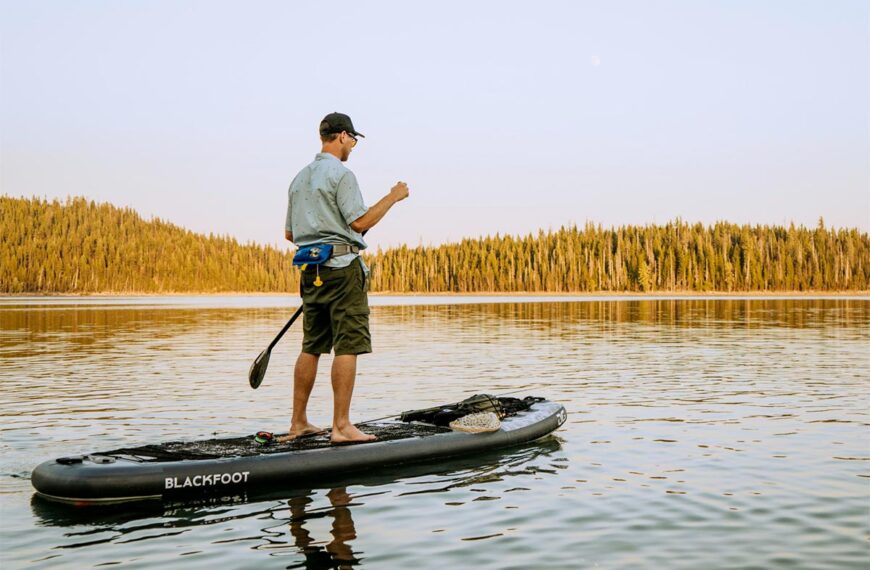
[334,306,371,355]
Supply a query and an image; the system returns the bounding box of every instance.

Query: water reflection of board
[31,398,567,505]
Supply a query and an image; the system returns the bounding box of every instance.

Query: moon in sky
[590,55,601,66]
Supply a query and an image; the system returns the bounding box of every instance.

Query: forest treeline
[1,196,296,293]
[2,196,868,294]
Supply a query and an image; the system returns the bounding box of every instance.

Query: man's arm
[349,182,409,233]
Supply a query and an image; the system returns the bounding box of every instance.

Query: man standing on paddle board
[283,112,409,443]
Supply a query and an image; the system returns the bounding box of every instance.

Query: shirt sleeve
[336,170,368,225]
[285,173,299,233]
[284,184,293,232]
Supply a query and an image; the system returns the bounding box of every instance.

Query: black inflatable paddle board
[31,396,566,505]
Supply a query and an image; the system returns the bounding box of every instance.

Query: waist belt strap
[331,244,360,256]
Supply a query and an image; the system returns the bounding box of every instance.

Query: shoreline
[0,290,870,300]
[2,291,868,298]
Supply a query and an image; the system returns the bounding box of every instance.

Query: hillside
[1,196,868,294]
[1,196,296,293]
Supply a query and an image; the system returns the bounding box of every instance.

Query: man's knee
[298,352,321,363]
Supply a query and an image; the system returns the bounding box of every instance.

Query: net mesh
[399,395,542,426]
[449,411,502,433]
[95,396,543,463]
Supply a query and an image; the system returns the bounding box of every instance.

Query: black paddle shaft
[248,305,302,389]
[269,305,303,351]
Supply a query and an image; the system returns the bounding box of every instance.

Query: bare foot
[276,422,323,443]
[330,423,377,444]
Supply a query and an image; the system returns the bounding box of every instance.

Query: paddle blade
[249,349,271,389]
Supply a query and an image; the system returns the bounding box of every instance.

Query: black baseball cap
[319,112,365,138]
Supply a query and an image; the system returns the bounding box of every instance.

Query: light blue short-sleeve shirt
[286,153,369,269]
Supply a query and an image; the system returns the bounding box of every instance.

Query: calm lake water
[1,296,868,569]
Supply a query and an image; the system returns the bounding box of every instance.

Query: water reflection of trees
[376,299,869,333]
[0,307,281,357]
[4,299,865,361]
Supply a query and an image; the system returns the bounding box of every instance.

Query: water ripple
[1,298,868,569]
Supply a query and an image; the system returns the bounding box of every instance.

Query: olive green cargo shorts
[300,258,371,356]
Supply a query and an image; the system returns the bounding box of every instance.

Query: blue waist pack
[292,244,334,267]
[293,244,334,287]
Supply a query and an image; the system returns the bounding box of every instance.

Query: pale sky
[2,1,868,251]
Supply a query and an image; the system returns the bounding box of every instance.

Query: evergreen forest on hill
[2,196,868,294]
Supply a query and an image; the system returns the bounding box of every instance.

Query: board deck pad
[102,422,450,462]
[94,396,542,462]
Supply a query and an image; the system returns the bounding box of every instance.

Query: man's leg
[330,354,376,443]
[281,352,323,441]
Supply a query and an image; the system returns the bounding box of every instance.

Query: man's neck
[321,145,343,161]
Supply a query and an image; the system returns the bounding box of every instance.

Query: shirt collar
[315,152,340,162]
